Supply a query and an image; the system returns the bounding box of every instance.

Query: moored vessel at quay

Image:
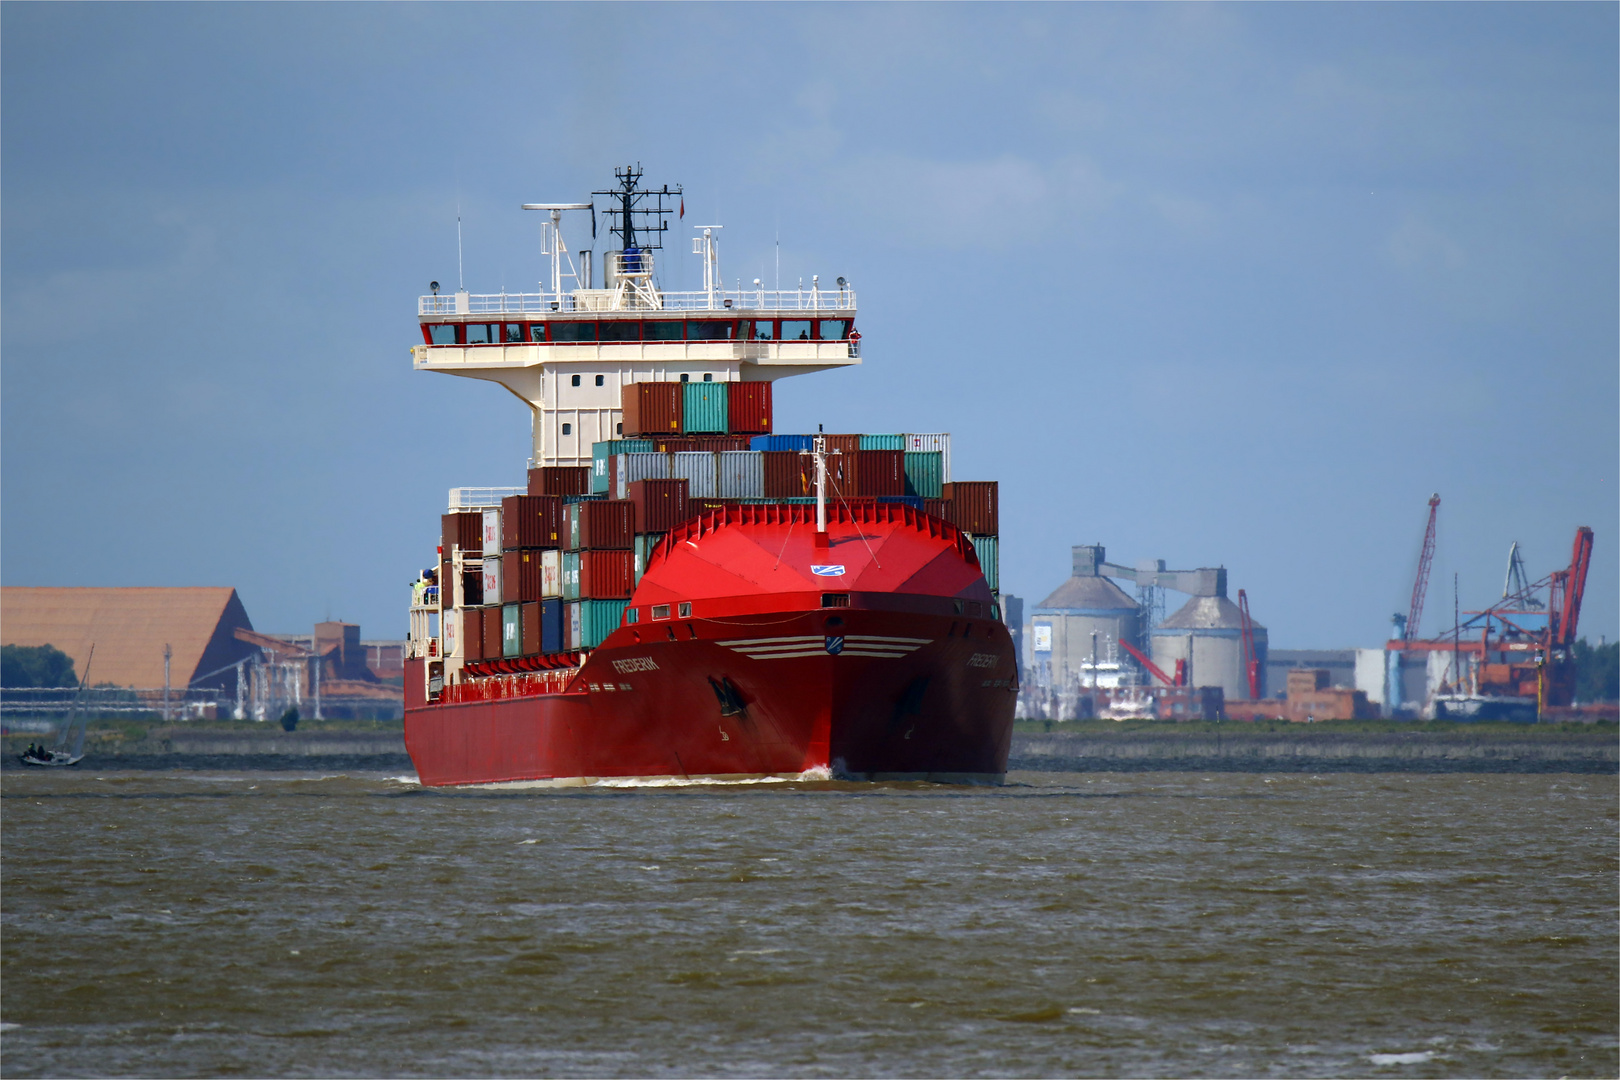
[402,166,1014,785]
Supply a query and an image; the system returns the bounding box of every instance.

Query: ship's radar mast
[520,202,592,302]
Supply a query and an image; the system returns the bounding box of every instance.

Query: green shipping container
[568,599,628,650]
[681,381,729,434]
[903,451,944,498]
[634,533,664,584]
[562,550,581,600]
[592,439,655,494]
[859,433,905,450]
[970,535,999,592]
[502,603,522,657]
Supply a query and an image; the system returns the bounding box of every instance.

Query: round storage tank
[1030,574,1141,687]
[1150,595,1268,701]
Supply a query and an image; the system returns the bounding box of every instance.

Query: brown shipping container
[727,382,773,435]
[501,550,548,603]
[625,478,690,534]
[501,494,564,549]
[462,609,484,659]
[622,382,683,436]
[687,435,752,452]
[481,606,503,660]
[856,449,905,497]
[573,500,635,549]
[441,512,482,556]
[922,498,951,522]
[761,451,812,497]
[520,602,541,657]
[527,466,591,497]
[578,549,635,599]
[943,481,999,534]
[686,497,734,520]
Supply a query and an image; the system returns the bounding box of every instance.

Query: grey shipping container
[593,439,656,493]
[716,451,764,498]
[970,535,999,592]
[612,452,672,499]
[903,451,944,498]
[669,451,718,498]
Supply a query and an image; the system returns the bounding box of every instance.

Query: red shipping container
[727,382,773,435]
[527,466,590,497]
[441,512,482,556]
[942,481,998,534]
[568,500,635,549]
[520,602,541,657]
[481,606,503,660]
[761,451,812,497]
[501,550,548,603]
[855,449,905,497]
[625,478,690,534]
[439,559,453,607]
[577,549,634,599]
[462,608,484,660]
[621,382,682,436]
[922,498,951,522]
[501,495,564,549]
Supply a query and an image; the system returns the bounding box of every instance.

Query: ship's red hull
[403,607,1015,785]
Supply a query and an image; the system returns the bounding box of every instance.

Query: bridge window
[561,423,572,435]
[687,320,734,341]
[595,375,605,386]
[678,602,692,618]
[551,322,597,342]
[466,324,492,345]
[651,604,671,620]
[505,323,524,343]
[529,323,547,342]
[428,324,457,345]
[782,320,811,341]
[680,374,690,383]
[817,319,848,340]
[571,375,581,386]
[750,320,774,341]
[703,373,712,382]
[600,321,640,342]
[822,593,850,608]
[646,321,683,341]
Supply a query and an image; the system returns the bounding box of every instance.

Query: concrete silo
[1149,568,1268,701]
[1030,546,1141,688]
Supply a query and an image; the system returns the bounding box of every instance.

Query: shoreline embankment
[3,722,1616,774]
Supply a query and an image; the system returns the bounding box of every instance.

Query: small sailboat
[18,646,92,767]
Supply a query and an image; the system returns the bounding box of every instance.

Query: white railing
[448,486,525,511]
[419,287,856,317]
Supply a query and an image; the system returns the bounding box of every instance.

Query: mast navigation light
[430,281,439,295]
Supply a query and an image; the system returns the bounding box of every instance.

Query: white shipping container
[541,549,562,599]
[669,451,718,498]
[444,611,459,657]
[482,508,503,556]
[567,602,582,651]
[904,433,952,484]
[716,451,764,499]
[613,452,671,500]
[482,557,502,604]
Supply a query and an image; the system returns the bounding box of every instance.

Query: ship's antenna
[456,206,465,291]
[775,221,780,293]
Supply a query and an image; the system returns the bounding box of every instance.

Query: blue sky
[3,3,1615,647]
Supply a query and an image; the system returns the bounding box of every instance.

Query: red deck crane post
[1238,588,1260,699]
[1118,637,1180,688]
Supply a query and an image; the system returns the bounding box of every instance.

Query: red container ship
[402,167,1015,785]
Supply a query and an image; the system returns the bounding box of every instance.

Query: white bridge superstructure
[413,223,859,468]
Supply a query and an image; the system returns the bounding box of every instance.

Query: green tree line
[1,644,78,688]
[1574,637,1618,703]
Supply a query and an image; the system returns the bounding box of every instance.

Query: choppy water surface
[2,769,1614,1078]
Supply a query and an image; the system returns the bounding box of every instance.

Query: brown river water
[1,769,1614,1078]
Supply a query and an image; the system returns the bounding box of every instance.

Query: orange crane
[1238,589,1260,699]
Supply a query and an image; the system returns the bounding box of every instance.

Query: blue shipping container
[682,382,729,434]
[592,440,655,493]
[749,434,815,452]
[903,451,944,498]
[540,598,564,654]
[859,434,905,450]
[878,496,924,511]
